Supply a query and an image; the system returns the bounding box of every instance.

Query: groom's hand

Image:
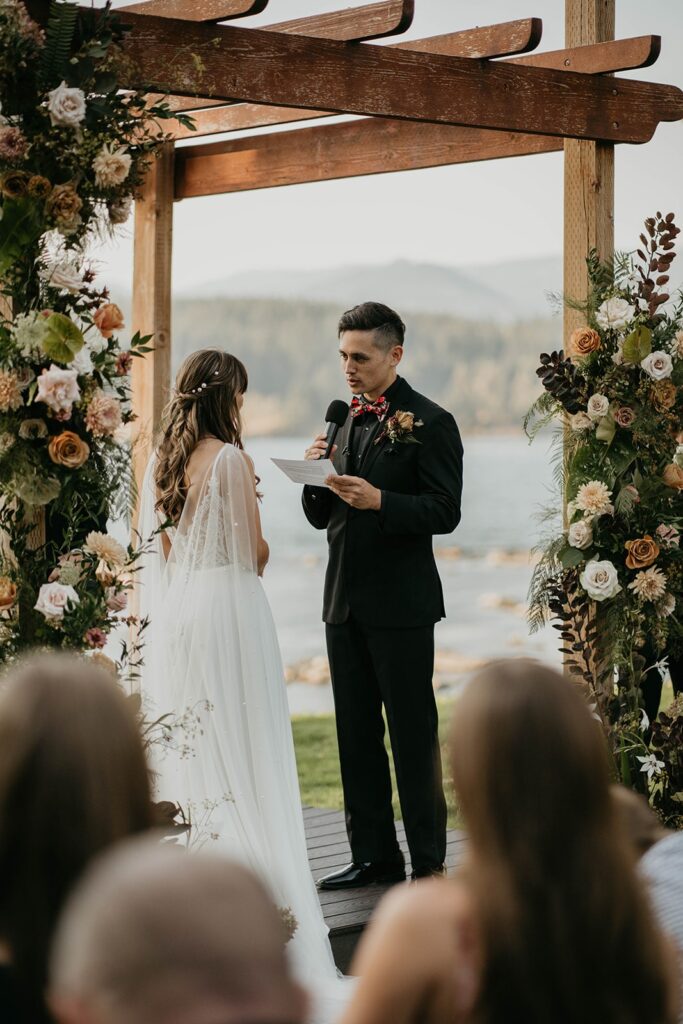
[305,431,337,461]
[326,474,381,511]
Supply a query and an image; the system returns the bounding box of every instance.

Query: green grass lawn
[291,699,461,829]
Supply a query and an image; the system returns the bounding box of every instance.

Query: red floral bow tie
[350,395,388,419]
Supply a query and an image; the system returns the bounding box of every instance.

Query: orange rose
[652,380,678,412]
[663,463,683,490]
[0,576,16,611]
[48,431,90,469]
[93,302,125,339]
[570,327,601,357]
[625,535,660,570]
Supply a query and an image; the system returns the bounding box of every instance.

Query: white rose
[71,345,94,376]
[86,334,108,356]
[587,394,610,421]
[40,258,85,294]
[36,364,80,415]
[579,559,622,602]
[595,297,636,331]
[569,412,594,432]
[641,351,673,381]
[674,445,683,470]
[34,581,79,620]
[568,520,593,550]
[46,81,86,128]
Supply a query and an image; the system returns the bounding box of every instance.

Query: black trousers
[325,617,447,871]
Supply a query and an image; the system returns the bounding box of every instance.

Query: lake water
[248,431,563,713]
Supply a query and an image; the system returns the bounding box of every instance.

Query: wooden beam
[170,33,662,140]
[564,1,615,350]
[109,13,681,144]
[175,119,562,199]
[121,0,269,22]
[510,33,659,72]
[156,15,542,115]
[131,144,174,496]
[265,1,415,43]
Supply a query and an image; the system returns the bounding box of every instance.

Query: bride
[136,348,349,1020]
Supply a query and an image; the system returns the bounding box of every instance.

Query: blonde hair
[51,837,307,1024]
[154,349,248,523]
[450,658,676,1024]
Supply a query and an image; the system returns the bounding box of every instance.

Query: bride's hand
[257,538,270,577]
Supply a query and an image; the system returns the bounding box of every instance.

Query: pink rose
[614,406,635,428]
[85,390,122,437]
[34,582,79,621]
[36,364,80,416]
[105,588,128,612]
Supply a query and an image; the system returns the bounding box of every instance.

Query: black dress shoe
[317,858,406,891]
[410,864,446,881]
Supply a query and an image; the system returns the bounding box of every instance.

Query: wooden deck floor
[304,806,466,972]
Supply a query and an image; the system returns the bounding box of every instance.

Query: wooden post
[131,142,174,512]
[563,0,615,692]
[564,0,615,344]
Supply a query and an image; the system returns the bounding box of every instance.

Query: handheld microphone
[322,400,349,459]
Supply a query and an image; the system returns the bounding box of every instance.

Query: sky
[96,0,683,296]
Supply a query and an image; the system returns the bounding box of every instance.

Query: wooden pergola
[26,0,683,476]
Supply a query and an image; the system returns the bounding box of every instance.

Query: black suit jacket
[302,377,463,627]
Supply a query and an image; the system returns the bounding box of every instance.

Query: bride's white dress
[137,443,350,1021]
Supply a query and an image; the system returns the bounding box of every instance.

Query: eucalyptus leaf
[622,324,652,364]
[595,413,617,445]
[559,545,586,569]
[93,71,118,94]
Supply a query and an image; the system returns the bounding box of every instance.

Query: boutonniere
[374,410,424,446]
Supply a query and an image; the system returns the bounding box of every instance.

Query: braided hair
[154,349,248,523]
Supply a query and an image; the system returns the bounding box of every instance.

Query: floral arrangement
[526,212,683,820]
[0,1,191,669]
[375,409,423,446]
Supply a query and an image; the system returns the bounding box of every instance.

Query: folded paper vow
[271,458,338,487]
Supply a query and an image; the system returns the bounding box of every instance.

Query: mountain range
[176,255,565,323]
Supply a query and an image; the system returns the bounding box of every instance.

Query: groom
[302,301,463,887]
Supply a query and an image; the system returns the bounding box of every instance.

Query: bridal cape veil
[137,443,350,1019]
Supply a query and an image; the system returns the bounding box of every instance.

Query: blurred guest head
[50,838,308,1024]
[0,652,152,1021]
[611,783,668,858]
[449,658,676,1024]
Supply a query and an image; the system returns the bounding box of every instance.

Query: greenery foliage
[0,1,186,669]
[527,213,683,823]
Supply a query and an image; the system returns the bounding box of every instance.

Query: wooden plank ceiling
[21,1,683,147]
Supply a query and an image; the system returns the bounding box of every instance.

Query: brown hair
[154,348,249,523]
[0,653,153,1022]
[450,659,676,1024]
[610,783,668,858]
